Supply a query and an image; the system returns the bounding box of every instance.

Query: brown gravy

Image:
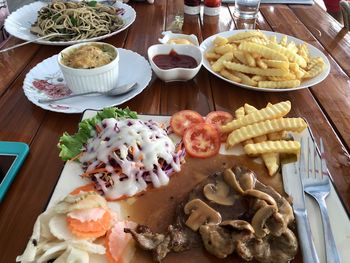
[119,154,302,263]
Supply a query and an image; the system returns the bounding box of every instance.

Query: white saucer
[23,49,152,113]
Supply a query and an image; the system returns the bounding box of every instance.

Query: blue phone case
[0,141,29,202]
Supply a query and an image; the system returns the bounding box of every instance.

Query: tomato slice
[205,111,233,142]
[183,123,220,158]
[170,110,204,136]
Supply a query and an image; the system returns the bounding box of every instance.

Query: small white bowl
[58,42,119,94]
[148,44,202,82]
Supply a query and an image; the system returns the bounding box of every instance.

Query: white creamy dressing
[79,118,182,199]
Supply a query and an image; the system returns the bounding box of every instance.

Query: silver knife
[281,145,320,263]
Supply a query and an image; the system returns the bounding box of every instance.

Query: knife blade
[281,142,320,263]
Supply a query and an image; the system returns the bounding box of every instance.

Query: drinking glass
[235,0,261,19]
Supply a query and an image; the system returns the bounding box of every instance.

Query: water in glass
[235,0,261,19]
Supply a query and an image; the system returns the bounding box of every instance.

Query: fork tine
[320,138,328,179]
[307,137,313,179]
[299,138,305,176]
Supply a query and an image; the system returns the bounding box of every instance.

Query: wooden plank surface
[290,4,350,76]
[0,38,40,96]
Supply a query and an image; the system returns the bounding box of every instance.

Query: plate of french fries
[200,30,330,92]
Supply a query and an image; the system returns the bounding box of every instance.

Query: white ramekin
[148,44,202,82]
[58,42,119,94]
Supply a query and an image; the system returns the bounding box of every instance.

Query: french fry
[205,52,221,61]
[262,152,280,176]
[249,37,268,45]
[220,69,242,83]
[235,106,245,119]
[261,59,289,69]
[269,35,277,44]
[242,104,277,174]
[252,75,267,82]
[280,35,288,47]
[223,61,289,77]
[268,73,296,81]
[243,139,254,146]
[268,131,288,141]
[251,52,261,59]
[267,43,307,68]
[289,62,299,72]
[239,42,288,61]
[286,41,298,53]
[306,57,323,70]
[233,50,249,65]
[244,103,258,113]
[231,71,258,86]
[258,80,301,89]
[227,31,267,42]
[214,44,236,55]
[244,140,301,155]
[294,68,305,79]
[213,36,228,46]
[221,101,292,132]
[244,52,256,67]
[304,61,325,78]
[256,58,268,69]
[226,118,307,147]
[298,43,309,62]
[211,52,234,72]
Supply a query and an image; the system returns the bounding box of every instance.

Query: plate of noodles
[4,1,136,45]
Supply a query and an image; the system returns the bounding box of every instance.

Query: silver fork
[301,137,341,263]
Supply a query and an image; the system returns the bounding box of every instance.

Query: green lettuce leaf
[58,107,137,161]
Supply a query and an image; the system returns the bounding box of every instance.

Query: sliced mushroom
[251,199,268,212]
[203,180,235,206]
[224,168,256,195]
[266,212,287,237]
[239,170,256,190]
[184,199,222,231]
[244,189,277,207]
[223,169,244,194]
[220,220,255,234]
[251,205,277,238]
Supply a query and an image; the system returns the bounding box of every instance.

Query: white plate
[47,112,350,263]
[23,48,152,113]
[4,1,136,46]
[200,30,331,92]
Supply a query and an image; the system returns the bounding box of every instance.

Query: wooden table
[0,1,350,262]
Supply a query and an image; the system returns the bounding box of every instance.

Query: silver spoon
[38,82,137,103]
[0,33,73,53]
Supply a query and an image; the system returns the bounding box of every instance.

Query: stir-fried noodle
[30,1,124,41]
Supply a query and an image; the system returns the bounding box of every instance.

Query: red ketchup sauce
[153,50,198,70]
